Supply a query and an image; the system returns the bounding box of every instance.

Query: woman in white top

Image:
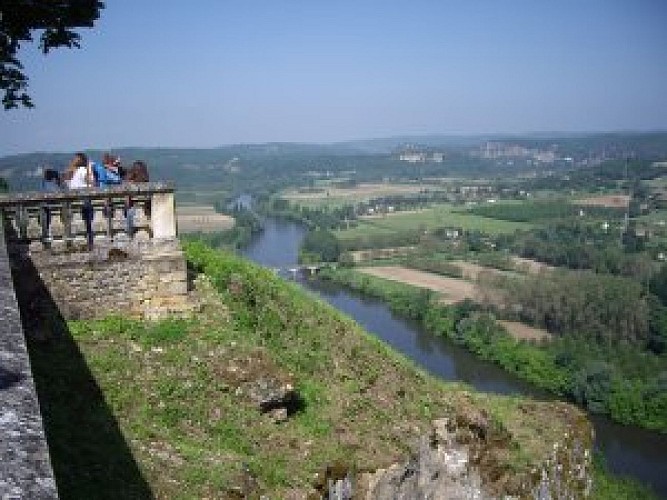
[63,152,94,247]
[64,152,91,189]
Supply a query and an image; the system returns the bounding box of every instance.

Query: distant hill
[1,132,666,193]
[335,131,667,155]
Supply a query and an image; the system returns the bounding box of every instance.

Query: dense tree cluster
[501,220,653,276]
[300,229,340,263]
[485,270,650,345]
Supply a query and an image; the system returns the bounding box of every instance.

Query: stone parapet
[2,183,193,321]
[15,240,193,321]
[0,219,58,499]
[0,182,176,252]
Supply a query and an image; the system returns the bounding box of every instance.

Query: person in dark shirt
[125,160,150,235]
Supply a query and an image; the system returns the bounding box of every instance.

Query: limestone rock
[358,418,488,500]
[220,349,301,419]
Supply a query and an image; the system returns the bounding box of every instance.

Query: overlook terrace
[0,183,193,498]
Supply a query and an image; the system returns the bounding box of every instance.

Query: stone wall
[0,220,58,499]
[15,240,194,321]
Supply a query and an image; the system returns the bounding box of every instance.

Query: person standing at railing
[64,152,91,189]
[64,152,94,248]
[87,153,125,243]
[124,160,150,236]
[89,153,123,188]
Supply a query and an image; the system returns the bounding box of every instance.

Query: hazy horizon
[2,128,666,158]
[2,0,666,156]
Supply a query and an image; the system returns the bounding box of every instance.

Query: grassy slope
[317,267,660,498]
[30,242,597,498]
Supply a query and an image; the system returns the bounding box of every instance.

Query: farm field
[280,182,440,208]
[575,194,630,208]
[175,189,228,205]
[335,203,530,241]
[357,266,552,341]
[176,205,235,233]
[357,265,481,304]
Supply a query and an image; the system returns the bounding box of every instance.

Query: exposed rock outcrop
[219,349,302,422]
[326,404,592,500]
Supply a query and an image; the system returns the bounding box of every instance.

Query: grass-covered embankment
[318,266,667,435]
[27,241,595,498]
[318,266,663,498]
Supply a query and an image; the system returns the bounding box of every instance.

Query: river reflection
[241,217,667,497]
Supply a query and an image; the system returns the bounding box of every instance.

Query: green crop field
[279,182,441,209]
[336,203,530,240]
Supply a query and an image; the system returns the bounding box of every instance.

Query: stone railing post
[150,191,176,240]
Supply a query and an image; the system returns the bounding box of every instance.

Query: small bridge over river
[272,263,333,278]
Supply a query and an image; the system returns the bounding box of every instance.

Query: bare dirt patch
[450,261,510,281]
[510,257,555,274]
[358,266,480,304]
[176,205,235,233]
[498,320,552,342]
[575,194,629,208]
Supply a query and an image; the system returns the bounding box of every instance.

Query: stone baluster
[26,206,42,251]
[16,204,28,240]
[105,196,113,239]
[6,207,19,238]
[133,197,151,241]
[91,199,107,243]
[49,201,67,251]
[111,198,129,241]
[70,200,89,247]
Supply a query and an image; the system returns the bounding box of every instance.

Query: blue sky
[1,0,666,155]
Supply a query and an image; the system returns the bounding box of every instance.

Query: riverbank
[28,241,602,498]
[318,266,667,435]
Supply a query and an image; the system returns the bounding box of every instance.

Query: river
[241,216,667,497]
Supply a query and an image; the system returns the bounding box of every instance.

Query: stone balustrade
[0,182,176,253]
[0,182,194,321]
